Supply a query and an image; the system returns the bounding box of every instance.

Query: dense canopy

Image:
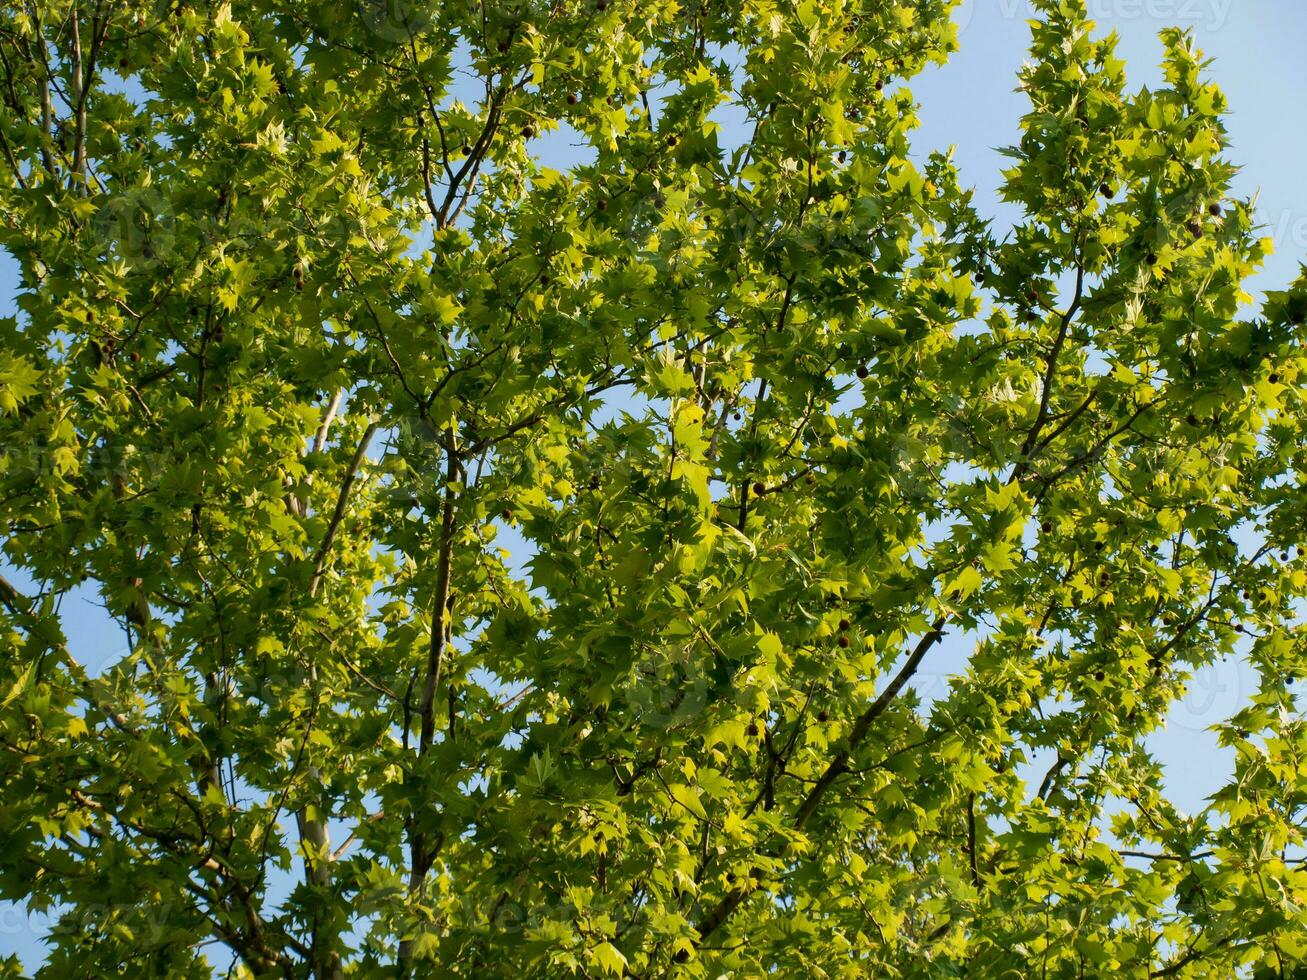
[1,0,1306,976]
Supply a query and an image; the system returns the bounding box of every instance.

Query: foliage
[1,0,1306,976]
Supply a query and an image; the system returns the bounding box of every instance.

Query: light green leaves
[0,0,1304,977]
[591,941,628,976]
[0,352,40,414]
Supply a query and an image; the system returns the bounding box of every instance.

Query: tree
[1,0,1306,975]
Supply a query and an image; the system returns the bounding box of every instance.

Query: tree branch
[693,618,948,945]
[793,618,948,830]
[1013,254,1085,481]
[308,421,378,599]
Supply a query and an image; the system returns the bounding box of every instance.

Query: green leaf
[591,942,628,976]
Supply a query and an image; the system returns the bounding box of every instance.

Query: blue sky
[918,0,1307,297]
[3,0,1307,970]
[907,0,1307,817]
